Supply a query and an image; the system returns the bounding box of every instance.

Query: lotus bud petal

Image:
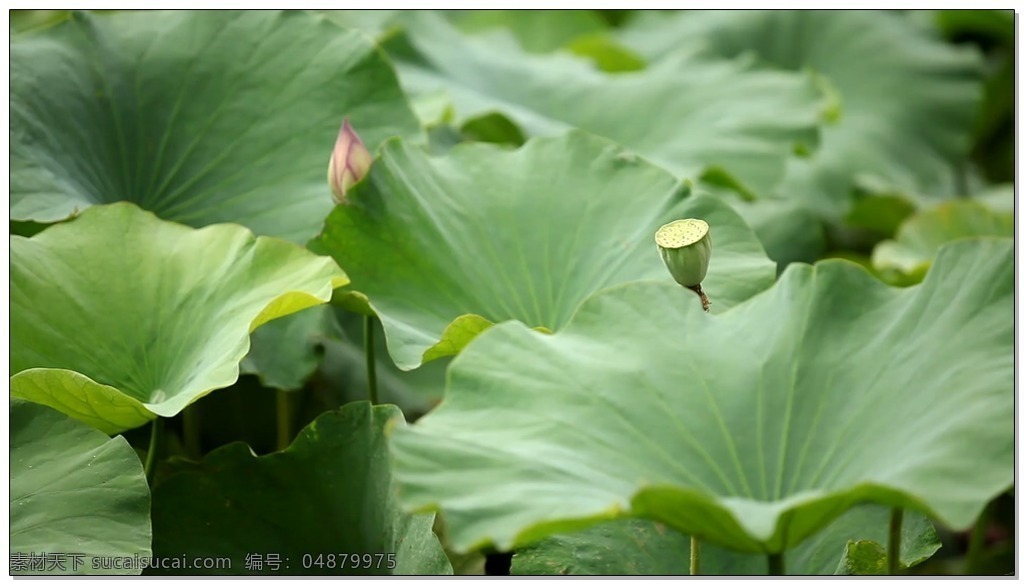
[328,118,373,205]
[655,218,712,311]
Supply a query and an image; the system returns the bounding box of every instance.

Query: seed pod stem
[686,283,711,312]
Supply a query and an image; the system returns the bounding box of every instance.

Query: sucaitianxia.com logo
[11,552,232,573]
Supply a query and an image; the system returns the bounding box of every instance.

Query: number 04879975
[301,553,396,570]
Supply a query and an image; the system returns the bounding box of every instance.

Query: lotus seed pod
[655,219,712,287]
[328,118,373,205]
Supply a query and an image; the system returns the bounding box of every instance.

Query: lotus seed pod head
[328,118,373,205]
[655,219,712,287]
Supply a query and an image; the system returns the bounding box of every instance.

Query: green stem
[966,499,994,573]
[276,389,292,452]
[954,159,969,197]
[686,284,711,312]
[182,405,201,459]
[144,417,164,484]
[767,552,785,576]
[689,535,700,575]
[364,314,379,405]
[888,507,903,575]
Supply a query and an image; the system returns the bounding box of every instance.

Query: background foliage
[9,9,1015,576]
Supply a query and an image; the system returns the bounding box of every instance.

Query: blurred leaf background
[9,9,1015,576]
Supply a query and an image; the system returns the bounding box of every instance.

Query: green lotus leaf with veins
[11,400,151,575]
[384,11,824,198]
[10,9,421,243]
[390,238,1012,554]
[312,131,776,370]
[11,203,347,433]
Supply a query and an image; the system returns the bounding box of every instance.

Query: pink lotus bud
[328,118,373,205]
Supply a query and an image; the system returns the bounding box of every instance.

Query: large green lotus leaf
[386,12,823,197]
[833,540,888,575]
[11,9,69,34]
[322,10,403,39]
[10,400,151,575]
[312,132,776,370]
[872,199,1013,285]
[448,10,608,53]
[843,194,918,239]
[973,183,1014,214]
[692,179,829,268]
[561,33,647,74]
[11,203,347,433]
[618,10,982,221]
[390,238,1013,553]
[513,505,938,575]
[10,10,421,243]
[718,193,828,267]
[445,10,647,74]
[150,402,451,575]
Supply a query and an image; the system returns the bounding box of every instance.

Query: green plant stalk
[686,284,711,312]
[690,535,700,575]
[767,552,785,576]
[182,405,201,459]
[144,417,164,484]
[965,498,994,573]
[276,389,292,452]
[365,314,379,405]
[888,507,903,574]
[954,159,969,197]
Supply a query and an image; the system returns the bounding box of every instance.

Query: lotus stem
[690,535,700,575]
[276,389,292,452]
[686,284,711,312]
[767,552,785,575]
[144,417,164,485]
[364,314,379,405]
[888,507,903,575]
[954,160,968,197]
[966,498,994,574]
